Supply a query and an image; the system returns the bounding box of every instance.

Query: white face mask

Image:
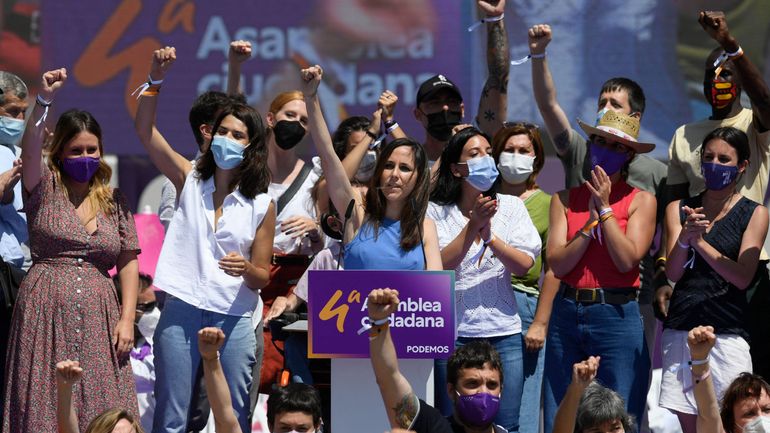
[497,152,535,184]
[137,306,160,343]
[744,416,770,433]
[354,150,377,183]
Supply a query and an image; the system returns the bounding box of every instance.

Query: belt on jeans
[562,285,638,305]
[271,254,311,266]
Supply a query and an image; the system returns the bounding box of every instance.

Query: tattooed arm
[528,24,573,157]
[475,0,509,137]
[368,289,419,429]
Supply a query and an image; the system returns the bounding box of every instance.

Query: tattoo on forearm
[553,130,570,152]
[486,22,509,91]
[394,392,419,428]
[484,109,495,121]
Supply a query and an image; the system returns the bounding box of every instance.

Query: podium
[307,270,454,432]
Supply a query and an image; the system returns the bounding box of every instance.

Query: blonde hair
[47,110,115,219]
[84,408,144,433]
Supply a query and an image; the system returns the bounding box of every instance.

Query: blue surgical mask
[462,155,498,191]
[589,141,627,176]
[701,162,739,190]
[211,135,246,170]
[0,116,24,147]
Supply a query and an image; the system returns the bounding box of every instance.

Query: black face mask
[273,120,306,150]
[424,110,462,142]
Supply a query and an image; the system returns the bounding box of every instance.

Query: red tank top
[563,180,640,289]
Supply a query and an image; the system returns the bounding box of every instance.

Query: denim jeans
[285,333,313,384]
[542,291,649,433]
[434,333,525,432]
[514,290,545,433]
[152,297,257,433]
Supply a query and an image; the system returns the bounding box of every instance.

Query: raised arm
[687,326,725,433]
[198,328,242,433]
[226,40,251,96]
[368,289,419,429]
[133,46,192,194]
[301,65,363,234]
[553,356,600,433]
[528,25,572,156]
[56,360,83,433]
[475,0,509,137]
[21,68,66,193]
[699,11,770,131]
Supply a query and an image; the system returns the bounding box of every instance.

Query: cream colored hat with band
[577,110,655,154]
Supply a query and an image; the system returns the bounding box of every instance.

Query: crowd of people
[0,2,769,433]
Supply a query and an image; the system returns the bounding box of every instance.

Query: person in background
[491,122,559,433]
[4,68,140,433]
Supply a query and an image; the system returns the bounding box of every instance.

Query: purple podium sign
[307,270,455,359]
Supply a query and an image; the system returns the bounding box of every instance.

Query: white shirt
[427,194,541,338]
[268,158,321,255]
[154,170,271,317]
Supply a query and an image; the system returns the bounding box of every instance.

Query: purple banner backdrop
[41,0,468,158]
[308,270,455,359]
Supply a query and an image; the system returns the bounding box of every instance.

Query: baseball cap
[416,74,463,106]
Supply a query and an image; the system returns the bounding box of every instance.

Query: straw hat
[577,110,655,154]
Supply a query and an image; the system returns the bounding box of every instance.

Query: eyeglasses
[136,301,157,313]
[503,121,538,130]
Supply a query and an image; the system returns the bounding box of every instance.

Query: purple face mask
[61,156,101,183]
[589,141,628,176]
[455,391,500,427]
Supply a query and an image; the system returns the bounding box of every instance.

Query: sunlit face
[419,89,464,116]
[448,363,502,399]
[346,130,367,154]
[379,145,418,203]
[112,418,137,433]
[61,131,101,160]
[216,114,250,146]
[0,93,28,120]
[269,99,309,129]
[272,411,317,433]
[597,90,633,116]
[733,389,770,433]
[702,138,744,171]
[503,134,535,157]
[583,419,624,433]
[451,135,492,178]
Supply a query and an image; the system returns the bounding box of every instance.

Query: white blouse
[154,170,272,317]
[427,194,541,338]
[267,158,322,255]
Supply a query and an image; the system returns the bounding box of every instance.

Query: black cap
[416,74,462,106]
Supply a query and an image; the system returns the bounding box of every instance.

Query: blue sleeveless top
[344,218,424,270]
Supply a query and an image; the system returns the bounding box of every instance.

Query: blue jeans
[152,297,257,433]
[514,290,545,433]
[285,333,313,384]
[542,290,649,433]
[434,333,525,432]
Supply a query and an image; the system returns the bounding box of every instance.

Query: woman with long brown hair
[3,68,140,432]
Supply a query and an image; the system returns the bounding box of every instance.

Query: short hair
[720,373,770,433]
[575,382,635,433]
[446,340,503,388]
[266,383,323,428]
[599,77,645,115]
[0,71,28,105]
[491,122,545,189]
[701,126,751,164]
[84,408,144,433]
[332,116,371,160]
[188,91,246,148]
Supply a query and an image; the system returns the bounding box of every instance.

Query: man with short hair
[266,383,323,433]
[368,288,507,433]
[414,0,509,163]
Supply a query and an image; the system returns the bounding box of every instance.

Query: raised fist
[477,0,505,18]
[687,325,716,362]
[229,40,252,64]
[40,68,67,98]
[367,288,399,322]
[698,11,733,48]
[528,24,552,55]
[150,46,177,81]
[300,65,323,97]
[198,327,226,360]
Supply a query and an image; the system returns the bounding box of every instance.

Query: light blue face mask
[210,135,246,170]
[0,116,24,147]
[461,155,499,192]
